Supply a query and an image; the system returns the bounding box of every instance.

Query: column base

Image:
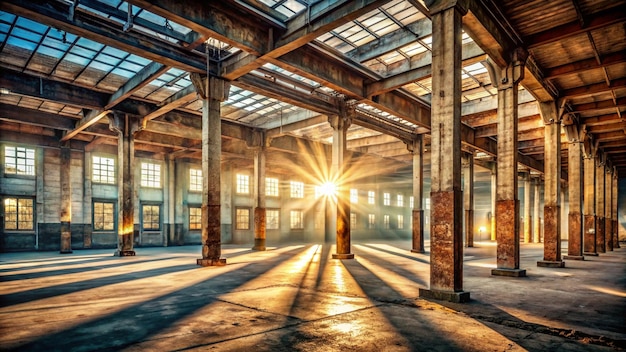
[197,258,227,266]
[60,250,73,254]
[252,238,266,251]
[491,268,527,277]
[563,255,584,261]
[114,250,136,257]
[419,288,470,303]
[583,252,599,256]
[332,253,354,259]
[410,249,425,254]
[537,260,565,268]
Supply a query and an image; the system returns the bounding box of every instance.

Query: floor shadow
[9,245,311,352]
[352,245,428,287]
[360,243,431,265]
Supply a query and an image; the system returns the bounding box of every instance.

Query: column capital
[328,114,352,131]
[425,0,468,15]
[244,129,268,149]
[108,112,143,136]
[405,134,424,154]
[190,73,231,101]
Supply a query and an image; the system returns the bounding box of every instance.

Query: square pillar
[583,153,598,255]
[331,101,355,260]
[538,106,564,268]
[523,172,531,244]
[595,156,606,253]
[59,145,72,254]
[195,75,230,266]
[418,1,469,303]
[410,135,425,253]
[605,166,613,251]
[564,141,584,260]
[463,152,474,247]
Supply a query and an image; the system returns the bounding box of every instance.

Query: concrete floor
[0,241,624,352]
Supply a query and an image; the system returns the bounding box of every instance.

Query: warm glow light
[478,226,486,233]
[585,285,626,297]
[319,182,337,197]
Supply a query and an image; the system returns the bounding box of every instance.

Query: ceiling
[0,0,624,179]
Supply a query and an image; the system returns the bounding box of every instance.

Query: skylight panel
[16,17,47,35]
[6,37,37,51]
[38,46,65,59]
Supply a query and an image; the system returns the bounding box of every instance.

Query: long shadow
[352,245,428,287]
[341,258,464,351]
[360,243,431,265]
[0,255,113,273]
[0,256,176,282]
[9,245,311,352]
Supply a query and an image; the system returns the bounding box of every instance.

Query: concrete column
[166,156,175,246]
[330,102,354,260]
[523,172,531,243]
[595,156,606,253]
[538,106,563,267]
[195,75,230,266]
[583,153,597,255]
[110,113,140,257]
[606,166,613,251]
[613,172,620,248]
[533,178,541,243]
[418,0,469,303]
[410,135,425,253]
[485,49,527,277]
[463,152,474,247]
[253,146,267,251]
[59,145,72,254]
[490,168,496,241]
[564,141,583,260]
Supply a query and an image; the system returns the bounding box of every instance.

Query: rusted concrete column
[59,144,72,254]
[418,0,469,303]
[110,113,141,257]
[484,49,527,277]
[463,152,474,247]
[253,144,267,251]
[490,168,497,241]
[410,135,425,253]
[564,140,583,260]
[331,101,355,260]
[195,75,230,266]
[538,104,563,268]
[606,166,613,251]
[583,153,597,255]
[595,156,606,253]
[613,172,620,248]
[533,178,541,243]
[522,172,531,244]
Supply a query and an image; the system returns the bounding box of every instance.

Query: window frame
[93,200,116,232]
[368,191,375,204]
[266,208,280,230]
[189,205,202,230]
[397,194,404,207]
[290,210,304,229]
[235,207,251,230]
[141,203,161,231]
[290,181,304,199]
[4,145,36,177]
[397,214,404,229]
[3,197,35,231]
[140,162,161,188]
[236,173,250,194]
[266,177,279,197]
[189,168,202,192]
[92,155,116,184]
[383,192,390,206]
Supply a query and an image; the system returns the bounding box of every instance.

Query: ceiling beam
[0,104,75,130]
[560,78,626,100]
[1,0,206,73]
[544,51,626,80]
[526,8,626,49]
[61,110,111,142]
[106,62,170,109]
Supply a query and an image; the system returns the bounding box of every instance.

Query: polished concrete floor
[1,241,625,351]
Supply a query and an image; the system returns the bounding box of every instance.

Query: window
[141,162,161,188]
[410,196,414,209]
[350,213,357,228]
[236,208,250,230]
[425,198,431,210]
[383,215,390,229]
[290,210,303,229]
[189,168,202,192]
[266,177,279,197]
[290,181,304,198]
[383,193,390,206]
[142,204,160,230]
[3,197,33,230]
[189,207,201,230]
[350,189,358,203]
[93,202,115,231]
[368,214,375,229]
[266,209,280,230]
[397,215,404,229]
[397,194,404,207]
[236,174,250,194]
[93,156,115,184]
[368,191,375,204]
[4,146,35,176]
